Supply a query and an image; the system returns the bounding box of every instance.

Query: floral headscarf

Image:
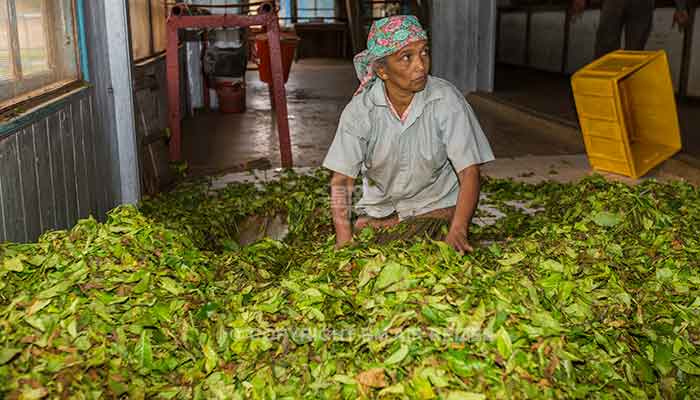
[353,15,428,96]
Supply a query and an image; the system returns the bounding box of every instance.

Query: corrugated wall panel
[0,135,25,242]
[32,120,56,233]
[71,98,90,220]
[59,106,79,226]
[47,112,69,230]
[432,0,496,93]
[478,1,497,91]
[0,88,106,243]
[17,127,41,241]
[80,96,98,218]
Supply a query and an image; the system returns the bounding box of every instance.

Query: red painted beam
[168,14,269,29]
[266,17,293,168]
[166,22,181,161]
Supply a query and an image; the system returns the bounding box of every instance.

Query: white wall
[432,0,497,93]
[500,7,695,95]
[566,10,600,73]
[529,11,566,72]
[498,12,527,66]
[644,8,685,91]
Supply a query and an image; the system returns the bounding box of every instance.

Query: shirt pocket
[364,118,392,171]
[417,127,448,172]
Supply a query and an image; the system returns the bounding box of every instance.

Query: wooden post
[679,5,696,98]
[166,21,181,161]
[345,0,363,54]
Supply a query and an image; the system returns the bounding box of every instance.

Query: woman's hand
[445,165,480,255]
[445,224,473,255]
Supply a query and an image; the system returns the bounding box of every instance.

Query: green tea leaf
[498,253,526,266]
[159,277,184,295]
[675,359,700,375]
[0,347,22,365]
[3,257,24,272]
[446,392,486,400]
[655,344,673,376]
[592,211,623,227]
[135,330,153,371]
[495,327,512,359]
[203,339,219,373]
[384,344,409,365]
[374,262,410,292]
[540,259,563,272]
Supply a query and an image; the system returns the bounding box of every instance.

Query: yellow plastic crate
[571,50,681,178]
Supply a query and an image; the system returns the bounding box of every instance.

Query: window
[128,0,169,62]
[371,1,402,19]
[297,0,336,22]
[362,0,411,20]
[0,0,80,107]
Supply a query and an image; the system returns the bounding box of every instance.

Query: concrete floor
[180,59,698,184]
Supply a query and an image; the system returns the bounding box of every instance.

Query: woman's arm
[445,164,481,255]
[330,172,355,248]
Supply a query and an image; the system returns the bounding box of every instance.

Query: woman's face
[378,40,430,94]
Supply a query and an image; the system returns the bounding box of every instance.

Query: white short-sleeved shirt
[323,76,495,220]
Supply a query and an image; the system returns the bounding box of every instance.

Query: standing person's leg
[595,0,627,58]
[624,0,654,50]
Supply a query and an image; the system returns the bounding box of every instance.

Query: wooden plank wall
[0,89,108,243]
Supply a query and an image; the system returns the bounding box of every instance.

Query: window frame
[130,0,170,64]
[365,0,406,20]
[295,0,337,23]
[0,0,82,114]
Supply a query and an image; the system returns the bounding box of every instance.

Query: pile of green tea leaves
[2,169,700,399]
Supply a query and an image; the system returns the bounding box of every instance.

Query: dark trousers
[595,0,655,58]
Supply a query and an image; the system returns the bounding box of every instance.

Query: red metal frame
[166,10,293,167]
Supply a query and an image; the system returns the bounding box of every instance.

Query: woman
[323,15,494,254]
